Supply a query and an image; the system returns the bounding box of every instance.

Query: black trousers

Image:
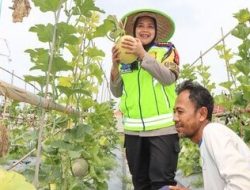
[124,134,180,190]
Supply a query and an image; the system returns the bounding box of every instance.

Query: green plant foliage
[177,8,250,178]
[29,24,54,42]
[24,75,47,88]
[232,8,250,40]
[196,64,216,91]
[5,1,249,189]
[235,59,250,76]
[178,139,202,176]
[29,57,70,73]
[3,0,120,189]
[33,0,67,12]
[233,8,250,24]
[56,22,79,45]
[215,44,233,61]
[73,0,104,16]
[91,17,116,39]
[25,48,49,67]
[244,127,250,142]
[0,169,35,190]
[85,47,105,58]
[178,64,197,82]
[57,82,92,98]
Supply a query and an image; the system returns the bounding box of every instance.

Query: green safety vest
[119,43,177,131]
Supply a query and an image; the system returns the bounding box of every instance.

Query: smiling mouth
[175,123,180,129]
[176,128,181,133]
[140,34,150,38]
[175,125,182,133]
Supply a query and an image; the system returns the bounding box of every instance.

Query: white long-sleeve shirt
[200,123,250,190]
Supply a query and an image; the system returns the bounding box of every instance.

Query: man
[169,80,250,190]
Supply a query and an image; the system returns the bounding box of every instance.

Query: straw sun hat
[121,9,175,42]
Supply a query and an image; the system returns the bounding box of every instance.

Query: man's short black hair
[176,80,214,121]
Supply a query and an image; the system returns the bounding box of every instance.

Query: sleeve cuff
[110,74,122,87]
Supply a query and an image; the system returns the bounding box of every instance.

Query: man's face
[173,90,202,141]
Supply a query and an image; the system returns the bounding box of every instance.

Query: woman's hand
[121,37,146,60]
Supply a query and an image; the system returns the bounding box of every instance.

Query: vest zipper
[137,67,145,130]
[162,85,170,108]
[123,88,130,118]
[152,78,160,115]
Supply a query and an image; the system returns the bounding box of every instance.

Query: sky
[0,0,249,94]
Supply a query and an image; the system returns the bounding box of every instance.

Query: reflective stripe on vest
[123,113,174,131]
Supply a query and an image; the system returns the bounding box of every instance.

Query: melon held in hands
[116,35,137,64]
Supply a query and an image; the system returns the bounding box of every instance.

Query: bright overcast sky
[0,0,249,90]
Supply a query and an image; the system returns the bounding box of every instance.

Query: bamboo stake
[190,28,233,67]
[0,80,79,115]
[33,3,64,186]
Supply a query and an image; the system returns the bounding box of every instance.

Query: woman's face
[135,16,156,45]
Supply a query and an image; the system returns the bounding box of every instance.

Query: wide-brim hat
[121,9,175,42]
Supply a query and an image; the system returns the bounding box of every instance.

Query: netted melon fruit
[116,35,137,64]
[71,158,89,177]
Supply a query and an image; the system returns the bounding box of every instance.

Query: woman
[110,9,180,190]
